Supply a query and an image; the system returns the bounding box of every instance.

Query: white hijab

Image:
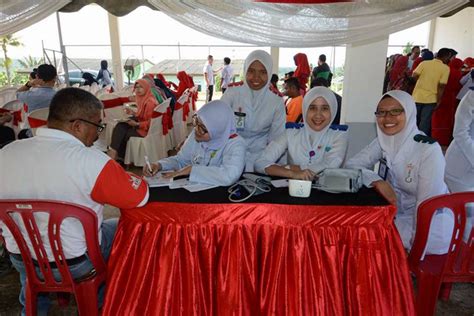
[197,100,236,151]
[302,87,338,154]
[376,90,420,167]
[242,50,273,112]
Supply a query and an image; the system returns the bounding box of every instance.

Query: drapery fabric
[103,202,415,315]
[148,0,468,47]
[0,0,70,37]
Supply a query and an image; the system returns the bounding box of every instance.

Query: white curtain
[0,0,71,37]
[148,0,468,47]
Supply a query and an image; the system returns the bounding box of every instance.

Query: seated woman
[143,100,246,186]
[255,86,348,180]
[345,90,454,254]
[445,87,474,192]
[107,79,157,161]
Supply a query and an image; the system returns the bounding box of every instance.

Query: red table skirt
[103,202,415,315]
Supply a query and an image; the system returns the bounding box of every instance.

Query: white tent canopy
[1,0,469,46]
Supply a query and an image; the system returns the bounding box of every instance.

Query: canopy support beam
[108,13,124,90]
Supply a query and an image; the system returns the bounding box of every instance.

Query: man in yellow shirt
[285,77,303,123]
[412,48,451,136]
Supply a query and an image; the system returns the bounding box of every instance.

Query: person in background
[407,45,420,70]
[16,64,57,113]
[255,87,348,180]
[82,72,99,86]
[345,90,453,254]
[221,50,286,172]
[270,74,279,91]
[96,60,113,88]
[312,77,342,125]
[28,68,37,81]
[0,87,149,315]
[0,112,15,148]
[293,53,311,93]
[457,68,474,102]
[203,55,215,102]
[445,87,474,192]
[107,79,158,161]
[388,55,409,91]
[311,54,332,87]
[284,77,303,123]
[220,57,233,94]
[144,100,245,186]
[411,48,451,136]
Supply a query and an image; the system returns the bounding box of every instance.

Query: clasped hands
[143,163,192,179]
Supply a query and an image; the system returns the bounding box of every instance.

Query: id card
[234,111,246,132]
[378,158,389,180]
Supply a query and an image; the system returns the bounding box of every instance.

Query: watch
[25,82,31,88]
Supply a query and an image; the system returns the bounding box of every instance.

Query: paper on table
[168,178,190,189]
[184,183,219,192]
[144,173,173,188]
[271,179,289,188]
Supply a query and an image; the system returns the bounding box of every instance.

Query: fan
[124,57,141,85]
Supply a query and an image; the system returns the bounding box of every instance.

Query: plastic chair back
[408,191,474,316]
[28,108,49,129]
[0,200,106,316]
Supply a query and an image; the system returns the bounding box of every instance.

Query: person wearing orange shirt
[285,77,303,123]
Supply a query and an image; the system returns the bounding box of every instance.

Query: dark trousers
[206,85,214,102]
[222,88,227,94]
[416,103,436,136]
[110,122,141,159]
[0,125,15,148]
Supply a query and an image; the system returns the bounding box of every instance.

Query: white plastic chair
[171,95,189,149]
[124,100,171,167]
[95,85,113,98]
[0,87,19,107]
[28,107,49,136]
[89,82,99,95]
[99,93,129,147]
[1,99,25,136]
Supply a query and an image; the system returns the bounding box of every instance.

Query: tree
[18,55,44,69]
[403,42,413,55]
[1,35,22,85]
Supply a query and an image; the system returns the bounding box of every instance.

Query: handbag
[313,168,362,193]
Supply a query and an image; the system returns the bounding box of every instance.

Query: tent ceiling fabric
[59,0,156,17]
[148,0,468,47]
[0,0,71,37]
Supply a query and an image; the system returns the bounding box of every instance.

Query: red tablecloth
[103,202,415,315]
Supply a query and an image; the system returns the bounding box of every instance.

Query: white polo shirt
[0,128,149,259]
[203,63,214,86]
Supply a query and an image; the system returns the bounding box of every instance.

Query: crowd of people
[0,47,473,314]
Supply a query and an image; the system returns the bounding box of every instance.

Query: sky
[7,4,430,69]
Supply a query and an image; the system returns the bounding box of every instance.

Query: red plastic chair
[0,200,106,316]
[408,192,474,316]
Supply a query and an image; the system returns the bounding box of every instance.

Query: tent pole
[108,13,124,89]
[56,12,69,85]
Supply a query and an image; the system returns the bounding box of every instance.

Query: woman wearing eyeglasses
[108,79,158,161]
[345,90,454,254]
[143,100,246,186]
[254,87,348,180]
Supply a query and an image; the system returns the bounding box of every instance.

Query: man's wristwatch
[25,82,31,88]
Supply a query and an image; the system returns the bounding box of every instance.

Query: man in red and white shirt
[0,87,149,314]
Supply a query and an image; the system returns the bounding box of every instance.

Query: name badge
[234,111,246,132]
[378,158,389,180]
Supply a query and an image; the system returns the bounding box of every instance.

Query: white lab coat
[346,136,454,254]
[221,84,286,172]
[158,131,246,186]
[255,127,348,174]
[445,89,474,192]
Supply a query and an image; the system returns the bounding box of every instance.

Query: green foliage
[0,71,28,87]
[1,35,22,85]
[18,55,44,69]
[403,42,413,55]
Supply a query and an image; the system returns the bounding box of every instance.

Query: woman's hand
[161,165,192,179]
[126,119,139,127]
[143,163,161,177]
[291,169,316,181]
[124,107,134,115]
[372,180,397,205]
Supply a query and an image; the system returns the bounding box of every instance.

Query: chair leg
[416,275,442,316]
[74,283,99,316]
[438,282,452,301]
[25,285,37,316]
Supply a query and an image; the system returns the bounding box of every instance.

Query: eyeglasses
[192,115,208,134]
[69,118,105,133]
[374,109,405,117]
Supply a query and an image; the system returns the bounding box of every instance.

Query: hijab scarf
[134,79,158,117]
[376,90,419,167]
[301,87,337,156]
[197,100,236,151]
[293,53,311,89]
[242,50,273,112]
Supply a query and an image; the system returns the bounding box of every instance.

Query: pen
[144,155,153,174]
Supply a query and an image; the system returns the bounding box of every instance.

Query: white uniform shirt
[445,89,474,192]
[0,128,149,259]
[221,84,286,172]
[255,127,348,174]
[221,65,233,89]
[158,131,246,186]
[345,136,454,254]
[203,63,214,86]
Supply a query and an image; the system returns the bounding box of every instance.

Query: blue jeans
[9,218,118,316]
[416,103,436,136]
